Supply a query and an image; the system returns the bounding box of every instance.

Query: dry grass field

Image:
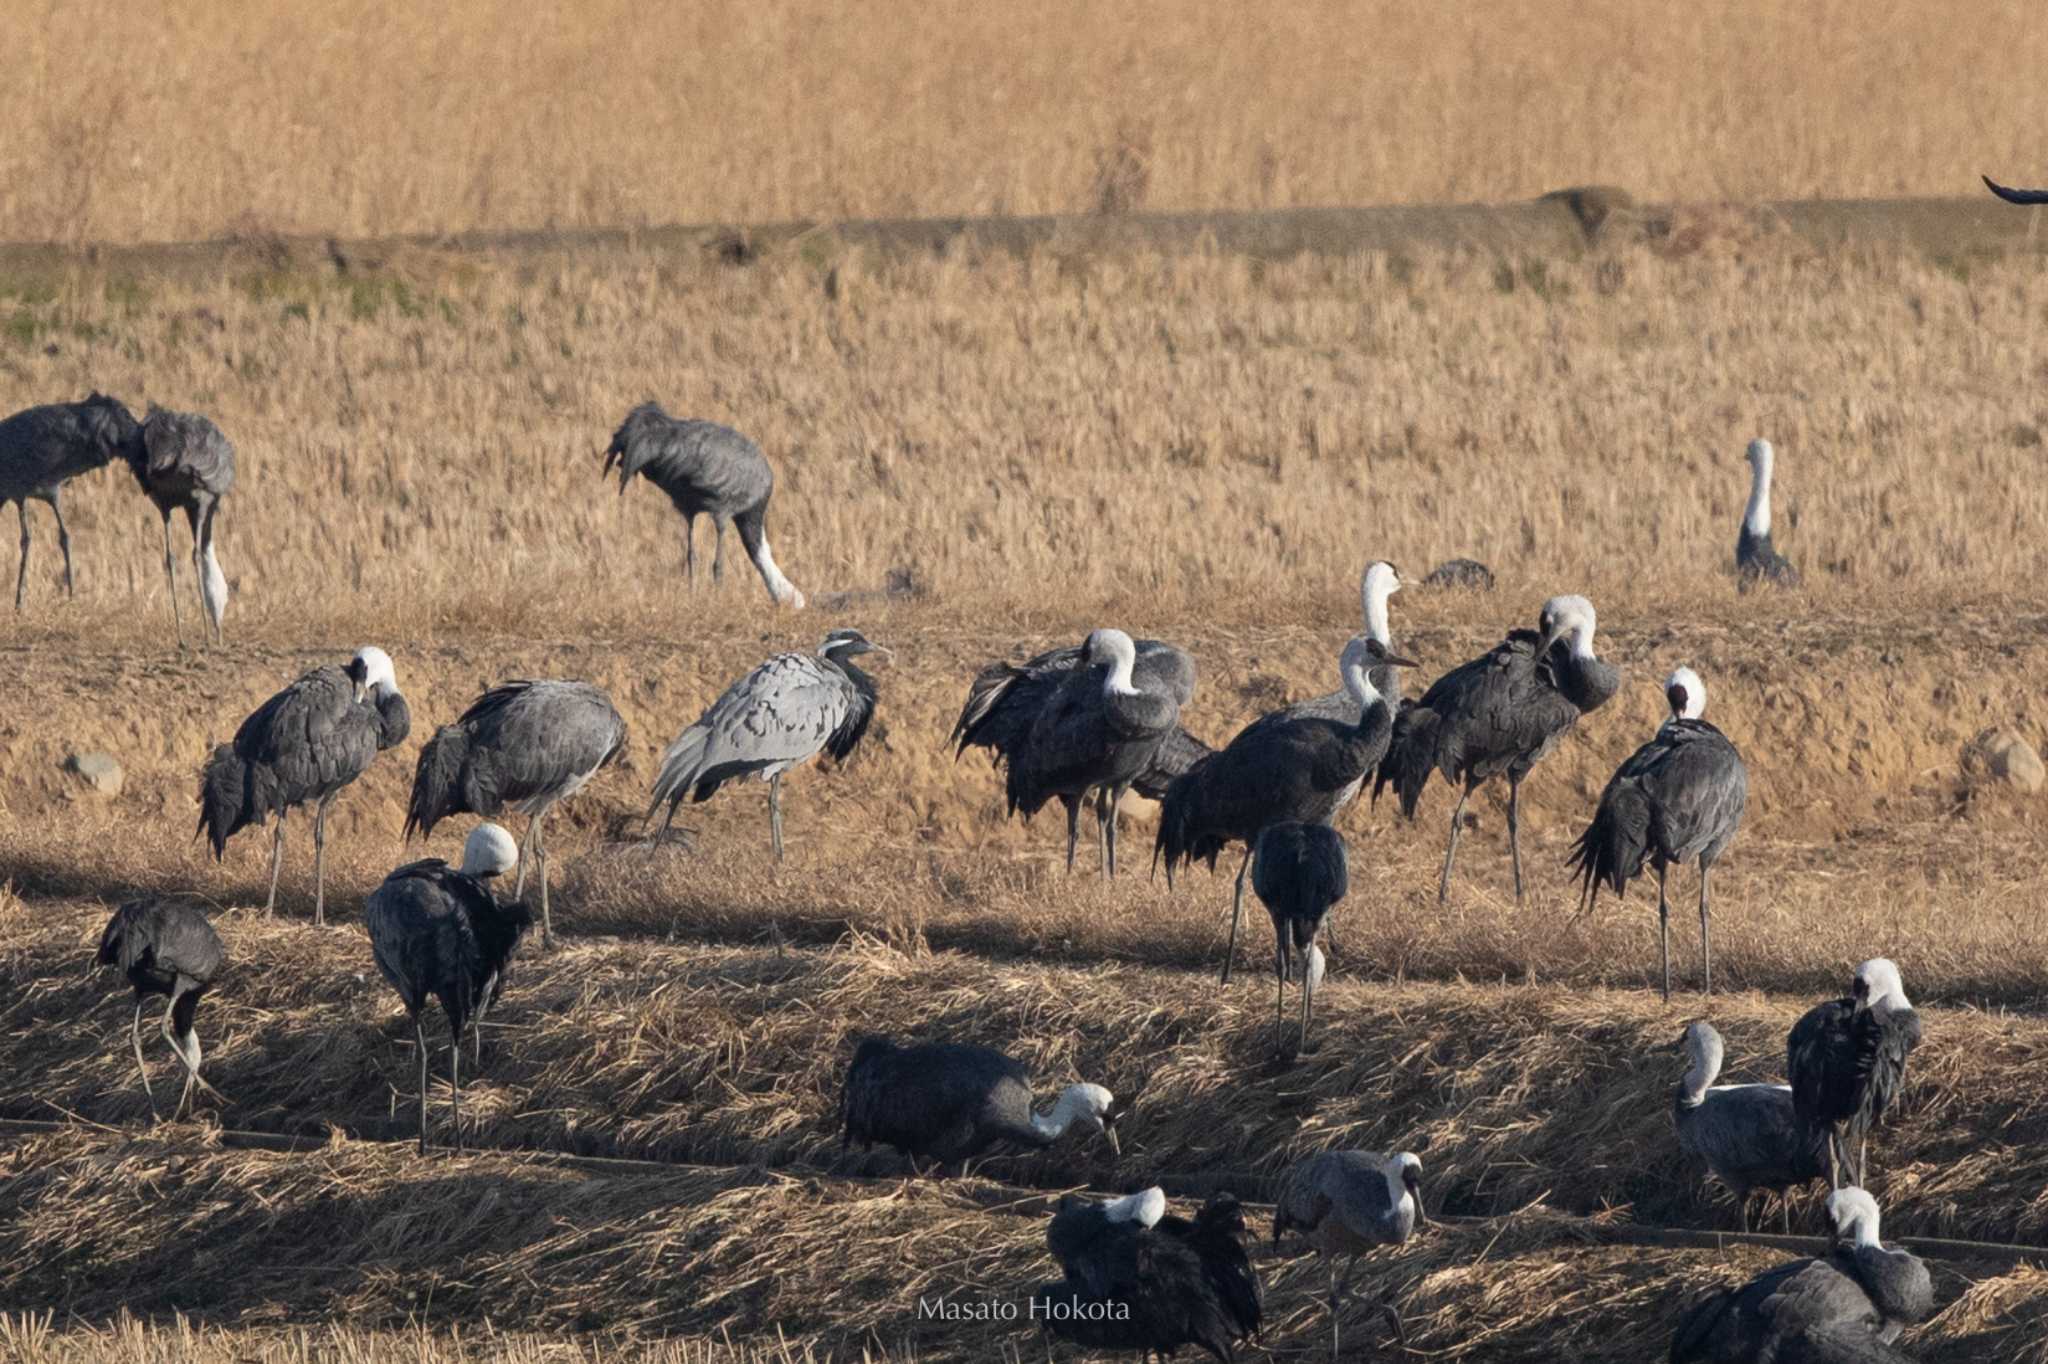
[8,1,2048,244]
[5,216,2048,1361]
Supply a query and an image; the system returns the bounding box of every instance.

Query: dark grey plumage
[405,679,627,945]
[1674,1022,1827,1233]
[1737,439,1801,588]
[1420,557,1495,591]
[602,401,804,607]
[839,1037,1118,1173]
[1671,1188,1932,1363]
[0,392,137,609]
[648,628,884,860]
[1155,635,1412,985]
[364,824,533,1154]
[1787,960,1923,1190]
[122,405,235,644]
[96,898,227,1122]
[1569,666,1748,1000]
[1002,628,1182,877]
[1984,174,2048,205]
[1252,821,1346,1055]
[951,632,1201,805]
[1034,1187,1260,1363]
[1374,594,1620,904]
[1273,1150,1426,1359]
[197,646,412,924]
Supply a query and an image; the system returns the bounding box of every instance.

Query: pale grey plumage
[0,393,137,609]
[648,628,883,859]
[1273,1150,1426,1359]
[123,405,235,645]
[1673,1022,1827,1233]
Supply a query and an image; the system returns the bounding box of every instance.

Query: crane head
[460,822,519,879]
[346,646,398,703]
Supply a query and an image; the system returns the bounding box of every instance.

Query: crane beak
[861,643,895,664]
[1101,1119,1122,1158]
[1384,651,1420,668]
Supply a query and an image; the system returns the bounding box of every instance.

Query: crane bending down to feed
[1273,1150,1427,1360]
[1568,666,1748,1000]
[602,401,804,608]
[1156,635,1414,985]
[121,405,235,644]
[1672,1021,1826,1234]
[1670,1187,1932,1363]
[406,679,628,946]
[1788,959,1923,1191]
[1033,1187,1263,1363]
[96,898,228,1123]
[1984,174,2048,204]
[1375,594,1620,904]
[648,628,885,860]
[1002,628,1181,877]
[1252,821,1346,1056]
[839,1037,1120,1174]
[198,647,412,924]
[365,823,534,1154]
[1736,439,1800,588]
[0,392,137,609]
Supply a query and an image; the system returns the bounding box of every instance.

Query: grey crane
[1,392,137,609]
[1788,959,1923,1190]
[1252,821,1345,1056]
[365,822,534,1154]
[1736,439,1800,588]
[1420,557,1495,591]
[120,405,234,645]
[839,1036,1119,1175]
[405,679,628,946]
[1984,174,2048,204]
[1375,594,1621,904]
[1032,1186,1262,1363]
[1673,1021,1827,1234]
[647,628,885,860]
[1568,666,1749,1000]
[1002,628,1183,877]
[1155,635,1414,984]
[198,646,412,924]
[1273,1150,1427,1360]
[601,401,804,608]
[95,898,228,1123]
[1246,560,1412,735]
[1671,1187,1932,1363]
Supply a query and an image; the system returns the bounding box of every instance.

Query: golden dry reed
[7,0,2048,244]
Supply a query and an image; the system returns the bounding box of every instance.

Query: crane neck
[1744,451,1773,535]
[1363,581,1394,648]
[1099,648,1139,697]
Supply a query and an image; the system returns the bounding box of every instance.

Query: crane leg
[450,1025,463,1152]
[712,519,727,584]
[1506,775,1526,903]
[311,795,333,926]
[515,814,534,898]
[1220,845,1253,985]
[130,997,159,1121]
[160,987,200,1121]
[11,501,25,610]
[1698,860,1713,996]
[415,1014,431,1155]
[1657,864,1671,1002]
[50,495,74,596]
[1094,788,1109,875]
[683,514,697,585]
[160,511,185,647]
[537,809,552,944]
[264,811,287,915]
[1062,796,1080,874]
[1857,1137,1867,1189]
[768,773,785,861]
[1301,944,1316,1054]
[1274,933,1287,1046]
[192,501,223,645]
[1437,786,1472,905]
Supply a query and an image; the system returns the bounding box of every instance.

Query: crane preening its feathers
[1787,959,1923,1192]
[601,402,804,608]
[198,646,412,924]
[1569,666,1748,1000]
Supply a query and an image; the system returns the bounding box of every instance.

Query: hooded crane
[1737,439,1800,588]
[951,632,1200,822]
[840,1037,1120,1175]
[1,392,137,609]
[1252,821,1345,1056]
[1033,1186,1262,1363]
[1156,635,1414,985]
[1273,1150,1427,1360]
[198,646,412,924]
[601,401,804,608]
[1984,174,2048,205]
[121,405,234,645]
[1002,628,1182,877]
[1788,959,1923,1190]
[1670,1187,1932,1363]
[1673,1021,1827,1234]
[405,679,628,946]
[648,628,885,860]
[365,822,534,1154]
[96,898,227,1123]
[1568,666,1748,1000]
[1375,594,1621,904]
